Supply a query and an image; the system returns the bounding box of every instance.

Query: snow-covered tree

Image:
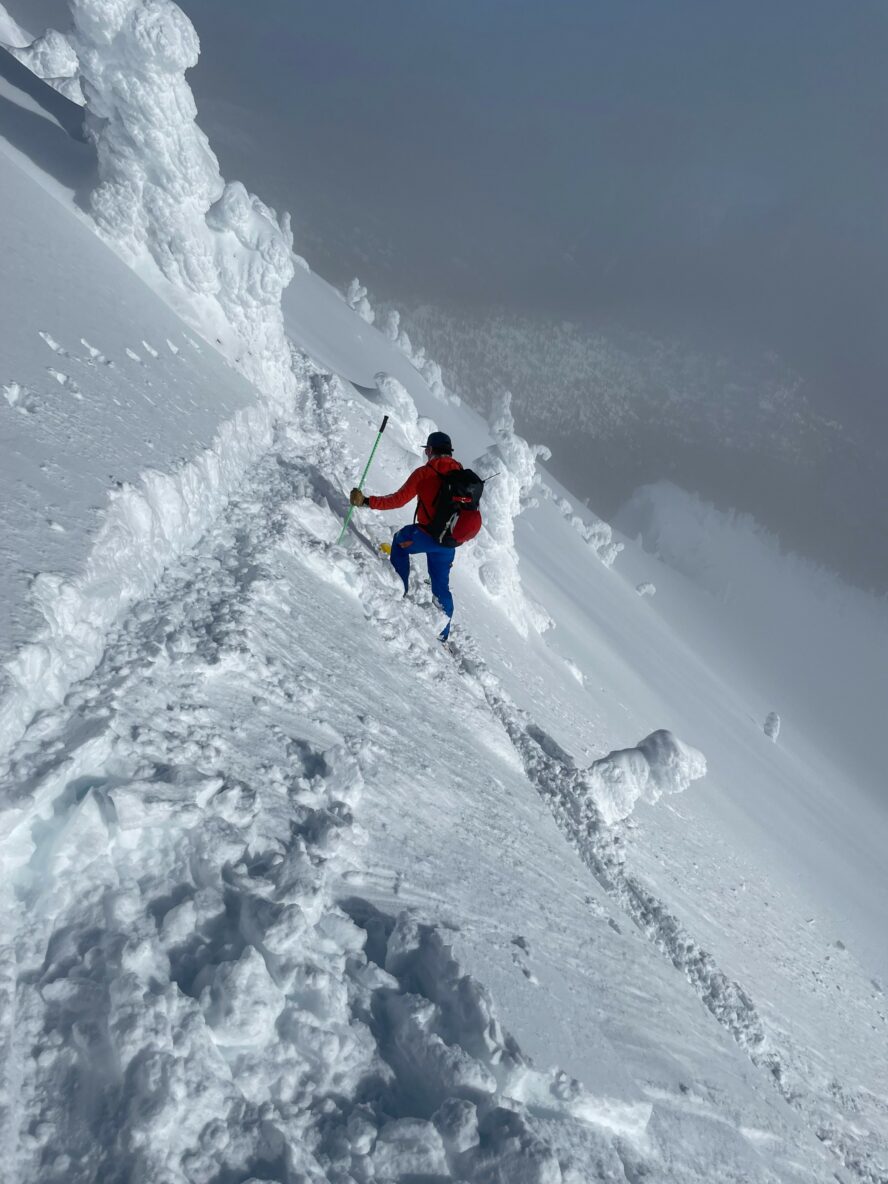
[206,180,295,386]
[71,0,222,294]
[68,0,295,399]
[346,277,375,325]
[380,308,400,343]
[468,391,552,634]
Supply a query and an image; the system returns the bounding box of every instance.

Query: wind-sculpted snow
[468,391,554,636]
[586,728,707,826]
[4,27,84,103]
[69,0,296,400]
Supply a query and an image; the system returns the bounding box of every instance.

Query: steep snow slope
[0,353,839,1184]
[2,20,887,1184]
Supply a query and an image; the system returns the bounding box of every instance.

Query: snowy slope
[2,13,887,1184]
[0,142,278,759]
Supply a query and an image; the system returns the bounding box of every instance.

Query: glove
[350,488,368,507]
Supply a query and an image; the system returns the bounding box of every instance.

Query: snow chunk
[583,728,706,825]
[764,711,781,742]
[198,947,285,1046]
[6,27,84,102]
[372,1118,449,1179]
[636,582,656,597]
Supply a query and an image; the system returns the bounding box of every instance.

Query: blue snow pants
[390,524,455,634]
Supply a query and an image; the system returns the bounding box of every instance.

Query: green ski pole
[337,415,389,544]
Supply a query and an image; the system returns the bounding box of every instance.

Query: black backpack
[425,467,485,546]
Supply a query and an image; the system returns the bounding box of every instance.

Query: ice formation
[584,729,707,825]
[469,391,553,634]
[69,0,295,401]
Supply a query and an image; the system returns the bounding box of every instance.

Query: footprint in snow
[166,339,180,355]
[510,935,539,983]
[47,368,83,398]
[3,381,38,413]
[38,330,68,356]
[80,338,114,367]
[141,340,159,358]
[125,347,143,364]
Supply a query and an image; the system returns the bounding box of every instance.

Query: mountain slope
[1,19,887,1184]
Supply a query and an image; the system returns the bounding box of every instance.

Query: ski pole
[337,415,389,544]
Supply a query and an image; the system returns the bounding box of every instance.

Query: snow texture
[4,26,84,103]
[0,147,273,768]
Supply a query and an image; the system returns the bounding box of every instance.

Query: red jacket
[367,455,462,526]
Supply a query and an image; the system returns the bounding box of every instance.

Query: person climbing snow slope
[350,431,482,641]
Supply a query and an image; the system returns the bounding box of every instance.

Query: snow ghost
[468,391,552,634]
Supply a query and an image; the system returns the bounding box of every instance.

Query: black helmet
[425,431,453,455]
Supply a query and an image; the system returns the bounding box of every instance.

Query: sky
[10,0,888,587]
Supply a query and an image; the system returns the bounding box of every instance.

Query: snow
[2,11,888,1184]
[0,145,272,767]
[764,711,781,742]
[0,5,30,47]
[70,0,296,401]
